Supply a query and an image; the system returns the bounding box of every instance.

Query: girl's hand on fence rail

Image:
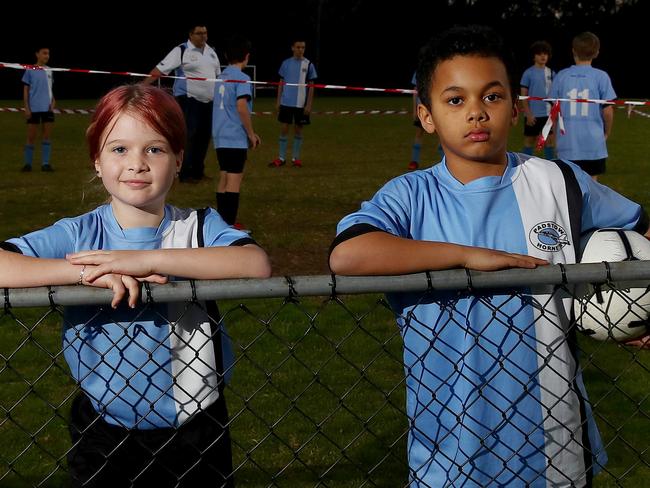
[82,272,165,309]
[67,250,167,283]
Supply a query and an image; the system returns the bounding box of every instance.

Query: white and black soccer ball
[573,229,650,341]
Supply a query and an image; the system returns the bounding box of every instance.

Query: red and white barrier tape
[4,62,649,106]
[0,62,415,95]
[0,106,409,116]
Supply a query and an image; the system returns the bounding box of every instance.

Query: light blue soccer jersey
[22,67,53,112]
[335,153,644,487]
[279,57,317,108]
[520,65,554,117]
[550,65,616,160]
[212,65,253,149]
[7,204,252,429]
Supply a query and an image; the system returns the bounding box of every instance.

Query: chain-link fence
[1,262,649,487]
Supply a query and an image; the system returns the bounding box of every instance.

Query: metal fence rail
[1,263,649,487]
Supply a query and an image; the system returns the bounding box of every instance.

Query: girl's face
[95,111,182,220]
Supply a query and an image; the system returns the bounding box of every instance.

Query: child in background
[269,38,317,168]
[22,46,55,172]
[550,32,616,181]
[1,85,271,487]
[519,40,555,159]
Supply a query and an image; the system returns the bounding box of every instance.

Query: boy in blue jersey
[22,46,55,172]
[212,36,261,228]
[520,40,555,159]
[269,39,317,168]
[550,32,616,181]
[330,25,649,487]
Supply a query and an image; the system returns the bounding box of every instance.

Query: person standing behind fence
[268,38,317,168]
[330,25,649,487]
[0,85,271,487]
[520,40,555,159]
[213,36,260,230]
[550,32,616,181]
[22,46,55,172]
[143,24,220,183]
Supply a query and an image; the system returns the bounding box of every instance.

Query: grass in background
[0,97,649,486]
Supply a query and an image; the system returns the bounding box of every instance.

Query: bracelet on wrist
[77,265,86,285]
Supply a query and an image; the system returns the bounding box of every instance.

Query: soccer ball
[573,229,650,341]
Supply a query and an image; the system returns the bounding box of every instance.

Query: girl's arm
[329,232,547,276]
[0,249,82,287]
[67,244,272,282]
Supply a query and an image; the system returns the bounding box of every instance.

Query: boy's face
[418,55,517,169]
[291,42,306,59]
[534,52,548,66]
[35,49,50,65]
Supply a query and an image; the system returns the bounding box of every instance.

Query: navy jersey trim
[633,208,649,235]
[329,223,386,258]
[553,159,583,261]
[0,242,22,254]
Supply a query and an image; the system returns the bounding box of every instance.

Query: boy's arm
[23,85,31,118]
[519,86,534,125]
[603,105,614,140]
[276,79,283,110]
[236,97,260,149]
[305,82,315,114]
[67,245,272,282]
[329,231,547,276]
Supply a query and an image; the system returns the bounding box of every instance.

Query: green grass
[1,97,649,486]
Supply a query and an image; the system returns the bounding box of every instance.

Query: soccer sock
[411,143,422,163]
[224,192,240,225]
[543,146,555,160]
[292,135,303,161]
[522,146,534,155]
[24,144,34,166]
[216,192,226,221]
[279,136,288,161]
[41,141,51,166]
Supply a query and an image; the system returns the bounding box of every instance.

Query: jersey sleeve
[21,70,32,86]
[236,74,253,100]
[5,219,78,258]
[202,208,256,247]
[308,63,317,80]
[156,46,182,75]
[570,162,644,232]
[520,68,531,89]
[278,60,288,80]
[335,178,413,238]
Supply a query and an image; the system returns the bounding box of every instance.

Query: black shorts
[67,392,234,487]
[27,111,54,124]
[216,148,247,174]
[413,118,423,129]
[523,116,549,137]
[572,158,607,176]
[278,105,310,125]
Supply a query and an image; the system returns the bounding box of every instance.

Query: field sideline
[0,96,649,486]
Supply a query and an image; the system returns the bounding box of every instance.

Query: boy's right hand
[463,247,548,271]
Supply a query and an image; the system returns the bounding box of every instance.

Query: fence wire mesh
[1,263,648,487]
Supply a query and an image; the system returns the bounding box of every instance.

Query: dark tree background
[0,0,646,99]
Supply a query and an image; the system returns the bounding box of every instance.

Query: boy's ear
[417,103,436,134]
[176,151,184,172]
[94,160,101,177]
[511,103,519,126]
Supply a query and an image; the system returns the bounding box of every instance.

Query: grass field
[0,95,649,486]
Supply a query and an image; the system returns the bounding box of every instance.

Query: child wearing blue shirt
[1,85,271,487]
[22,46,55,172]
[212,36,261,228]
[550,32,616,181]
[269,39,317,168]
[330,25,648,488]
